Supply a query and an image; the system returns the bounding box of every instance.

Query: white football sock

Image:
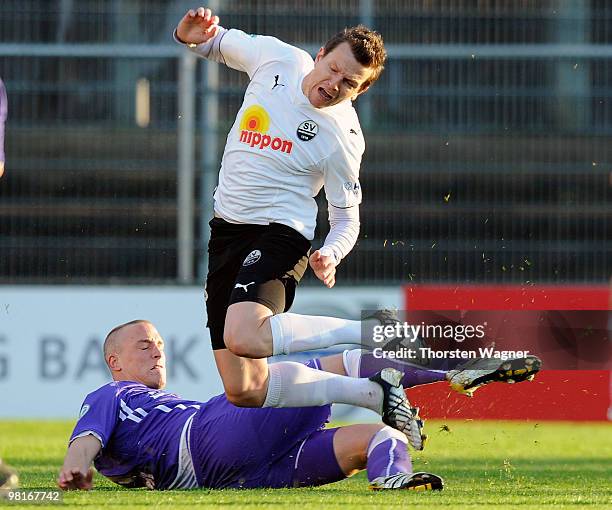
[270,313,375,355]
[342,348,364,377]
[367,426,409,456]
[262,361,383,413]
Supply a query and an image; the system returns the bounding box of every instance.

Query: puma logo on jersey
[234,282,255,292]
[242,249,262,266]
[272,75,285,90]
[350,128,359,135]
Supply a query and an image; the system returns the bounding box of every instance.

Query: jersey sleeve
[321,138,364,209]
[184,27,293,79]
[69,384,120,448]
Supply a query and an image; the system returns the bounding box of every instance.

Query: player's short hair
[103,319,152,365]
[323,25,387,90]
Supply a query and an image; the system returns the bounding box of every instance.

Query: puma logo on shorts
[234,282,256,292]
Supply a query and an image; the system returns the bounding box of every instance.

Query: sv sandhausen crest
[296,120,318,141]
[243,250,262,266]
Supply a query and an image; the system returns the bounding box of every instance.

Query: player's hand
[57,466,94,491]
[176,7,220,45]
[309,250,337,288]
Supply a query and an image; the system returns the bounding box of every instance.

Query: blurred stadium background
[0,1,610,422]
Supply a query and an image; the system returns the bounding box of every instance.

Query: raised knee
[224,315,271,358]
[224,387,264,407]
[223,329,255,357]
[220,367,268,407]
[225,391,254,407]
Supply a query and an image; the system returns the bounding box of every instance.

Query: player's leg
[273,425,443,490]
[312,353,432,451]
[214,345,414,435]
[213,350,270,406]
[336,425,443,490]
[225,301,373,358]
[209,223,417,434]
[216,297,386,411]
[263,359,425,449]
[318,350,447,388]
[218,298,390,413]
[317,349,541,396]
[213,346,390,415]
[214,339,420,443]
[214,296,406,423]
[222,222,384,358]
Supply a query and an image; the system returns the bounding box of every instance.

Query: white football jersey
[189,28,364,240]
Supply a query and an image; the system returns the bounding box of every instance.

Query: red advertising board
[403,285,611,421]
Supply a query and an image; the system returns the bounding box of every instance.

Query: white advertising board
[0,286,401,420]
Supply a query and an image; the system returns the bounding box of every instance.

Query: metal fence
[1,0,610,284]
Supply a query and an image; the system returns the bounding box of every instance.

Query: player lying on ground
[57,321,441,491]
[58,321,540,491]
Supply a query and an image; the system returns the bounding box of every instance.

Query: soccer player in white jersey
[173,7,423,440]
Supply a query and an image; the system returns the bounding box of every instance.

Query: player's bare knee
[224,384,266,407]
[225,302,274,358]
[225,389,258,407]
[224,333,265,358]
[223,330,248,357]
[219,368,268,407]
[223,321,257,357]
[224,322,269,358]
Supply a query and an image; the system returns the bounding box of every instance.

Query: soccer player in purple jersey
[0,78,16,492]
[0,77,7,178]
[0,80,16,489]
[58,320,540,491]
[58,320,445,491]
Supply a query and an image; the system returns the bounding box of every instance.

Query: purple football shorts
[190,394,345,489]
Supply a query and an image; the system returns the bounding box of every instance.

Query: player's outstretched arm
[57,435,101,490]
[176,6,220,45]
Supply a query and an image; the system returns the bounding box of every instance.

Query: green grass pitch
[1,419,610,509]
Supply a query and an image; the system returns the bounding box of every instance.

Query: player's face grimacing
[304,42,373,108]
[108,322,167,389]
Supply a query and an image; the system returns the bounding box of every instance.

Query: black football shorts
[205,217,311,350]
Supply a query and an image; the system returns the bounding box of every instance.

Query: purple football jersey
[69,360,341,490]
[0,77,6,163]
[70,381,203,490]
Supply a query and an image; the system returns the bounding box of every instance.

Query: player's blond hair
[323,25,387,90]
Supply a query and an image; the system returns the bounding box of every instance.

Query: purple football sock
[303,358,322,370]
[359,352,446,388]
[367,433,412,482]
